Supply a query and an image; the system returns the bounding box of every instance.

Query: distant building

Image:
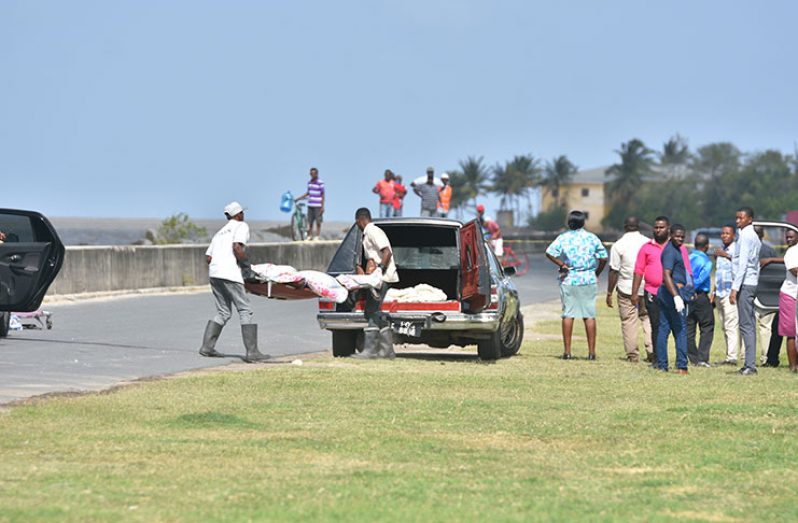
[540,166,610,232]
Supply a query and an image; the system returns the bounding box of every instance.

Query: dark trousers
[766,311,784,365]
[364,284,391,328]
[645,291,661,354]
[656,291,688,370]
[687,292,715,364]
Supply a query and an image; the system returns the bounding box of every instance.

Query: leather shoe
[720,359,738,366]
[676,368,689,375]
[738,367,758,376]
[560,353,573,360]
[587,354,596,361]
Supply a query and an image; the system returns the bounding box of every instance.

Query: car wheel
[0,312,9,338]
[477,330,502,360]
[331,330,358,357]
[500,313,524,357]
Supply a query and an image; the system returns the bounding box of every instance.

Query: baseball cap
[426,166,434,173]
[441,172,449,180]
[476,204,485,212]
[224,201,245,216]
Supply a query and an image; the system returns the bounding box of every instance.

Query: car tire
[500,312,524,357]
[477,330,502,360]
[0,312,9,338]
[331,330,358,357]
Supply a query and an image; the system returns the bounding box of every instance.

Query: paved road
[0,255,560,404]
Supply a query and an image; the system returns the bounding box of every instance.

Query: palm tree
[541,155,578,209]
[604,139,655,226]
[458,155,490,208]
[491,155,541,223]
[659,134,691,178]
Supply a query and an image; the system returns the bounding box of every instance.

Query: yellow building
[539,166,609,232]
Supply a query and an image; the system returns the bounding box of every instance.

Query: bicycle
[501,241,529,276]
[290,201,307,241]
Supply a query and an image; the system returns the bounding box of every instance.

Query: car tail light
[318,300,335,311]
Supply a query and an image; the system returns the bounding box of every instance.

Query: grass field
[2,301,798,522]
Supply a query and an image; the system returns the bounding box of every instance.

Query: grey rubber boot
[199,321,224,357]
[241,324,271,363]
[352,327,380,359]
[377,326,395,359]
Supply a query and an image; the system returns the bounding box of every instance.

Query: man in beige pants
[606,216,652,362]
[713,224,742,364]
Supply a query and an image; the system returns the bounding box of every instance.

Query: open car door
[754,220,798,313]
[0,209,65,312]
[460,220,491,313]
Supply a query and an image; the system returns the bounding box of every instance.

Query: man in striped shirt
[295,167,325,240]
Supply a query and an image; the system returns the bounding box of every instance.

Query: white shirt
[609,230,649,295]
[781,245,798,297]
[206,219,250,284]
[363,223,399,283]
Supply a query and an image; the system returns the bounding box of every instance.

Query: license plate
[394,321,421,337]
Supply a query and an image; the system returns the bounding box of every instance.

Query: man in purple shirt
[295,167,325,240]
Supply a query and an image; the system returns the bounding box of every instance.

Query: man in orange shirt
[372,169,396,218]
[438,173,452,218]
[392,175,407,217]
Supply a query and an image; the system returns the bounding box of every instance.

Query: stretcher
[244,280,317,300]
[13,310,53,330]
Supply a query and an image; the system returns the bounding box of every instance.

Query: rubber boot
[242,324,271,363]
[352,327,380,359]
[377,326,395,360]
[199,321,224,357]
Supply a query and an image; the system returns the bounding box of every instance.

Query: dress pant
[765,312,784,365]
[686,292,714,364]
[716,295,742,362]
[644,291,660,359]
[738,285,758,370]
[617,290,652,361]
[656,291,688,371]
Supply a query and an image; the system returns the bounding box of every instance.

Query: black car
[0,209,65,336]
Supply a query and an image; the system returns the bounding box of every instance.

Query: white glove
[674,295,685,313]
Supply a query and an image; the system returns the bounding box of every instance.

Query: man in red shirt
[392,175,407,217]
[373,169,396,218]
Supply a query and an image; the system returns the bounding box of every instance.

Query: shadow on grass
[170,411,260,430]
[396,352,493,363]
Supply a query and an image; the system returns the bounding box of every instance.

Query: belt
[696,290,709,295]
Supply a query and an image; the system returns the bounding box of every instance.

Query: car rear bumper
[317,311,501,332]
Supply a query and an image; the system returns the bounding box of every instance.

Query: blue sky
[1,1,796,221]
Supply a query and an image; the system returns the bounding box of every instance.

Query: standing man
[438,173,452,218]
[294,167,325,240]
[631,216,671,364]
[545,210,608,360]
[730,206,761,375]
[373,169,396,218]
[199,202,270,363]
[413,167,440,217]
[606,216,652,363]
[352,207,400,359]
[392,175,407,217]
[713,224,741,365]
[657,224,691,374]
[686,234,714,367]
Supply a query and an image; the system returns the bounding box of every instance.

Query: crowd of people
[545,207,798,375]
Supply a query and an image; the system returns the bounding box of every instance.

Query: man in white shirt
[199,201,270,363]
[352,207,400,359]
[606,216,652,362]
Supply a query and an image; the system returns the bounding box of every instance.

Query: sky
[1,0,797,222]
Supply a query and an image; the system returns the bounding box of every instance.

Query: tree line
[445,136,798,231]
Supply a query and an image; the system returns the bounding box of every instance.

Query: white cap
[441,172,449,180]
[224,201,245,217]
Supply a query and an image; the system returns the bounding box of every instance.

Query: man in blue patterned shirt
[545,210,608,360]
[713,224,740,364]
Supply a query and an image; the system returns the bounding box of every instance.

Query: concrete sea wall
[48,242,341,295]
